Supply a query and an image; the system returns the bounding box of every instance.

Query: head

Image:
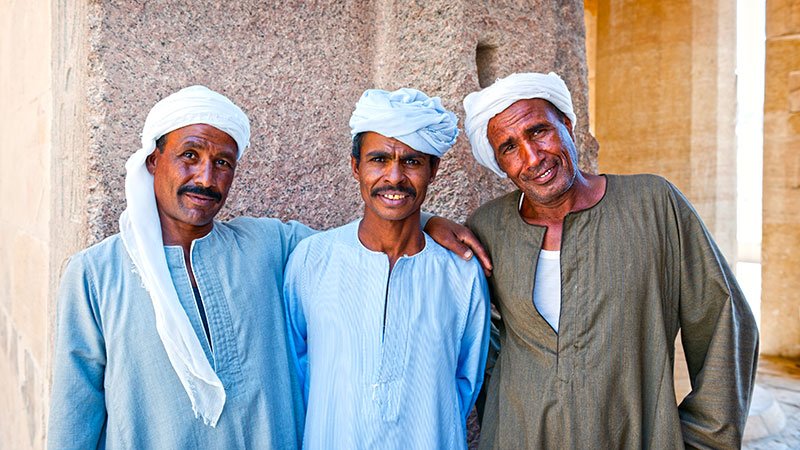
[147,124,238,233]
[351,131,440,222]
[463,71,579,180]
[487,98,579,205]
[348,87,457,223]
[124,85,251,239]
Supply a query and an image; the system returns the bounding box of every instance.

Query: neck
[357,210,425,270]
[160,220,213,289]
[520,172,606,223]
[158,213,214,257]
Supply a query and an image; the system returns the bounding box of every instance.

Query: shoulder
[66,234,128,275]
[424,236,486,281]
[467,190,519,231]
[606,173,675,197]
[599,173,683,210]
[218,216,315,245]
[288,220,357,263]
[297,220,355,250]
[219,216,289,237]
[58,234,130,311]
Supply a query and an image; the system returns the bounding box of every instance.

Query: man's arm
[47,254,108,450]
[455,269,492,422]
[280,219,317,261]
[282,245,311,409]
[670,185,759,448]
[424,216,493,277]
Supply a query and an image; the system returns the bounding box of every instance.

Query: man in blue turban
[283,88,491,449]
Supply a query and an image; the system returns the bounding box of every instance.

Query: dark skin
[487,98,606,250]
[146,124,238,286]
[352,132,439,269]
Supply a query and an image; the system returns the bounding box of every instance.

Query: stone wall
[1,1,594,447]
[0,0,53,448]
[762,0,800,357]
[592,0,738,263]
[73,0,595,247]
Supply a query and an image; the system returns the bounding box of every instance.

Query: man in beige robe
[463,72,759,449]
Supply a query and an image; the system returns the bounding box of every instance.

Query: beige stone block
[764,39,800,111]
[761,224,800,356]
[9,233,49,364]
[766,0,800,38]
[790,71,800,112]
[595,0,737,260]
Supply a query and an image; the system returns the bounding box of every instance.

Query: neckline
[513,174,611,228]
[350,219,430,260]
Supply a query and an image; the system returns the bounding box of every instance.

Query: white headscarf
[463,72,577,178]
[119,85,250,427]
[349,88,458,157]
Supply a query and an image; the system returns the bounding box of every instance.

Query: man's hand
[425,216,493,277]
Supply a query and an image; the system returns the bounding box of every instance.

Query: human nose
[384,160,405,184]
[520,141,544,168]
[193,159,214,187]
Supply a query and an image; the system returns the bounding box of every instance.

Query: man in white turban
[48,85,490,450]
[48,85,313,449]
[283,88,490,449]
[462,72,758,449]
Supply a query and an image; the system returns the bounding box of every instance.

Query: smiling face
[146,124,238,240]
[351,131,439,224]
[487,98,579,207]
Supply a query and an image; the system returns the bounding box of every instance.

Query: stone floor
[744,356,800,450]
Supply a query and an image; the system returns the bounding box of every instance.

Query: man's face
[487,98,579,206]
[351,132,439,223]
[146,124,238,234]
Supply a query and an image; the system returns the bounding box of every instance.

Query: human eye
[403,157,422,166]
[500,143,516,154]
[216,159,233,168]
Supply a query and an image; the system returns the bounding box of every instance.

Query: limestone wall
[1,1,594,448]
[0,0,53,448]
[592,0,738,263]
[762,0,800,357]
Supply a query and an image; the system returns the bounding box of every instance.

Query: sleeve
[456,268,492,422]
[465,212,502,422]
[280,220,317,263]
[47,254,108,450]
[282,244,311,409]
[669,185,760,449]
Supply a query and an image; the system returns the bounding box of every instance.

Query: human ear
[429,157,441,181]
[145,151,158,175]
[350,155,360,180]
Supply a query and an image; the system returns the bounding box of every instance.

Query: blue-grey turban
[349,88,458,157]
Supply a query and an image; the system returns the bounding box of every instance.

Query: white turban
[119,85,250,427]
[349,88,458,157]
[463,72,576,178]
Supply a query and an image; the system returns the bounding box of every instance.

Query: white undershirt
[533,249,561,333]
[519,192,562,333]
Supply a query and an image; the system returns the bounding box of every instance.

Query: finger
[448,238,474,261]
[457,232,493,277]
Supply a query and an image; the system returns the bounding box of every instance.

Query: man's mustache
[371,185,417,198]
[178,184,222,202]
